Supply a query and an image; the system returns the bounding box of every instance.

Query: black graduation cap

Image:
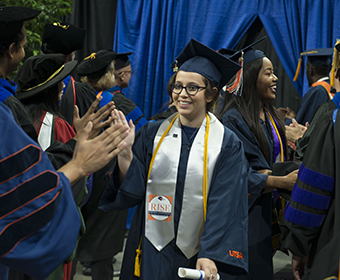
[0,6,40,40]
[219,36,267,65]
[15,54,78,100]
[171,39,241,90]
[218,37,266,95]
[115,52,133,71]
[77,49,117,79]
[293,48,333,81]
[41,22,86,55]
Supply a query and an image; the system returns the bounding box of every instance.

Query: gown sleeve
[280,110,336,257]
[99,122,158,211]
[295,86,330,125]
[222,108,269,209]
[0,103,80,280]
[198,127,249,274]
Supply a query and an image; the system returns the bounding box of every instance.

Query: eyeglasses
[119,70,134,75]
[171,83,206,96]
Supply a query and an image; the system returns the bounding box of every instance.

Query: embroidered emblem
[148,195,172,222]
[229,250,243,259]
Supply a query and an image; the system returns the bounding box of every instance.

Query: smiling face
[256,57,278,101]
[172,71,213,127]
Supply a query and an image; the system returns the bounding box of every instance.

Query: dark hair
[0,29,23,57]
[167,72,219,113]
[21,84,65,129]
[306,62,331,77]
[221,57,287,162]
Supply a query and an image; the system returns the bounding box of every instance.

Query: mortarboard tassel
[331,39,340,87]
[173,60,178,72]
[293,56,302,82]
[134,237,142,277]
[224,52,244,96]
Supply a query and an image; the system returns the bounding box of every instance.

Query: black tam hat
[77,49,117,79]
[15,54,78,100]
[0,6,40,40]
[41,22,86,55]
[115,52,133,71]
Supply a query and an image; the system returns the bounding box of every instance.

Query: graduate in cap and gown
[282,48,334,126]
[99,39,249,280]
[220,38,298,280]
[287,42,340,162]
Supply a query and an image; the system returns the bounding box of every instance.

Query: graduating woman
[220,44,298,279]
[99,39,249,280]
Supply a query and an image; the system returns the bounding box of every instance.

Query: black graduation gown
[280,108,340,279]
[76,88,148,262]
[222,107,277,280]
[59,77,98,127]
[99,120,249,280]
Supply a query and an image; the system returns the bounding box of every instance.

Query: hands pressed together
[58,97,135,185]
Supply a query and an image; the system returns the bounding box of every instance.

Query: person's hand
[58,119,130,185]
[111,109,135,159]
[257,169,272,176]
[73,97,115,140]
[277,107,296,119]
[283,169,299,191]
[196,258,217,280]
[292,254,308,280]
[285,118,306,142]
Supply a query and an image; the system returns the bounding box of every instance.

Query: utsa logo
[229,250,243,260]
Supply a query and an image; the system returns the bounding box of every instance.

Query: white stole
[38,112,54,151]
[145,112,224,259]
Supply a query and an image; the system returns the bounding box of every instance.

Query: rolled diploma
[178,267,220,280]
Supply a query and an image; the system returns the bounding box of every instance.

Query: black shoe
[113,270,120,277]
[82,266,91,276]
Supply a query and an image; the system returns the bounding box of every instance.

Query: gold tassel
[331,39,340,86]
[293,57,302,81]
[134,237,142,277]
[173,60,178,72]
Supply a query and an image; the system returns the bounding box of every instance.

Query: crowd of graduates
[0,5,339,280]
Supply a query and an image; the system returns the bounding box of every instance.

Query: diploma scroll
[178,267,221,280]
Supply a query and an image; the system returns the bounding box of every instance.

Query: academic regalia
[0,101,81,280]
[280,108,340,279]
[295,91,340,161]
[109,87,148,131]
[99,118,248,280]
[59,77,98,127]
[222,107,277,280]
[0,77,75,170]
[293,79,331,125]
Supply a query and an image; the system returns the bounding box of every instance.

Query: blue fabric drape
[114,0,340,118]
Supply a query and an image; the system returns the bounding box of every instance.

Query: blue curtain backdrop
[113,0,339,118]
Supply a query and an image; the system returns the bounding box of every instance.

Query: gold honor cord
[264,107,284,162]
[134,113,210,277]
[22,65,65,92]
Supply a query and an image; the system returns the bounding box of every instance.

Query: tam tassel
[293,57,302,82]
[331,39,340,87]
[225,51,244,96]
[134,237,142,277]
